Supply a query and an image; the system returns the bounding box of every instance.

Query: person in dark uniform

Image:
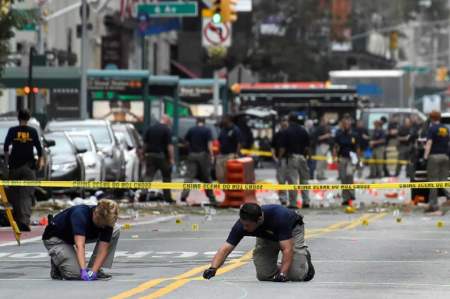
[423,111,450,215]
[271,117,289,205]
[216,115,242,183]
[355,120,370,178]
[42,199,120,280]
[279,113,310,209]
[369,120,386,179]
[397,117,413,177]
[3,109,44,231]
[203,203,314,282]
[334,117,358,206]
[143,115,174,203]
[180,117,217,205]
[315,117,332,180]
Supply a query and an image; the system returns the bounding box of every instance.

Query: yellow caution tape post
[0,186,21,245]
[1,180,450,191]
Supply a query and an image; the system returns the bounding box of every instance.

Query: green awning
[0,67,81,88]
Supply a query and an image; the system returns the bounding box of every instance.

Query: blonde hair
[94,199,119,227]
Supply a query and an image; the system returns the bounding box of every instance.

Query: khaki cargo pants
[215,153,237,183]
[284,155,310,207]
[253,223,309,281]
[43,226,120,279]
[427,154,450,210]
[338,157,355,202]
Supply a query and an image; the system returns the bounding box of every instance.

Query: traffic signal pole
[80,0,88,119]
[27,47,35,111]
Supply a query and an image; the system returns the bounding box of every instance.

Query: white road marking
[0,236,42,248]
[0,251,246,260]
[0,215,184,248]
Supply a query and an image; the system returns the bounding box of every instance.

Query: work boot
[96,269,112,281]
[18,222,31,232]
[50,260,62,280]
[303,249,315,282]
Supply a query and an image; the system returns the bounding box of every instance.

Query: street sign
[138,2,198,18]
[401,66,430,73]
[13,8,38,31]
[202,18,232,47]
[17,23,37,31]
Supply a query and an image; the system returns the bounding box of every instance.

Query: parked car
[0,117,53,180]
[410,113,450,203]
[112,123,143,181]
[66,131,106,182]
[44,132,85,193]
[45,119,125,181]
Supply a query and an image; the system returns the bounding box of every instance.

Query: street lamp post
[80,0,88,119]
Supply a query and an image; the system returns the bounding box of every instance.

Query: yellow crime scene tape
[240,149,409,165]
[0,180,449,191]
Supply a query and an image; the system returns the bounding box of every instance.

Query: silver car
[112,123,144,181]
[46,119,125,181]
[66,132,106,181]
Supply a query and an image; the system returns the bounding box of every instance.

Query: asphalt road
[2,207,450,299]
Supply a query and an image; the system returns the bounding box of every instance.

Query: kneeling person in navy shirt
[203,203,315,282]
[42,199,120,281]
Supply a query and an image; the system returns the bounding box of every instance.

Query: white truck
[330,70,411,108]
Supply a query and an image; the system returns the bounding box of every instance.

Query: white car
[66,132,106,181]
[112,123,143,182]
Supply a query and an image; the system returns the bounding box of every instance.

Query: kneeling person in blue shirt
[203,203,315,282]
[42,199,120,281]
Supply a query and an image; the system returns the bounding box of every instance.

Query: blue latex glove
[80,269,90,281]
[88,270,97,281]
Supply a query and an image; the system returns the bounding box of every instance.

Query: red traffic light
[32,87,39,94]
[23,86,31,94]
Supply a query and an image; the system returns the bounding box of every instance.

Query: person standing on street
[271,117,289,205]
[279,113,310,209]
[143,115,175,203]
[203,203,315,282]
[180,118,217,205]
[216,115,242,183]
[397,117,413,177]
[3,109,44,231]
[369,120,386,179]
[355,120,370,178]
[423,111,450,215]
[42,199,120,280]
[334,117,358,206]
[315,117,332,180]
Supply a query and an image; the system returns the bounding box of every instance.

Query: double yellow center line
[111,213,386,299]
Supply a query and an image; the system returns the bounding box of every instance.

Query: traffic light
[221,0,237,23]
[23,86,39,95]
[389,31,398,50]
[212,0,222,24]
[436,67,448,82]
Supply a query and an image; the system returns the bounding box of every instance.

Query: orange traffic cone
[39,216,48,226]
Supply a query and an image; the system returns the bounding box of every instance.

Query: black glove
[272,272,288,282]
[203,267,217,280]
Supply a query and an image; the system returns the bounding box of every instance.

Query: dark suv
[45,119,125,181]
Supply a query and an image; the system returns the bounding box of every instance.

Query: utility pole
[213,70,220,117]
[27,47,35,111]
[80,0,88,119]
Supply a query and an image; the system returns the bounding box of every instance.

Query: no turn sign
[202,18,232,48]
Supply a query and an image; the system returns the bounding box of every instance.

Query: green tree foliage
[0,0,34,76]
